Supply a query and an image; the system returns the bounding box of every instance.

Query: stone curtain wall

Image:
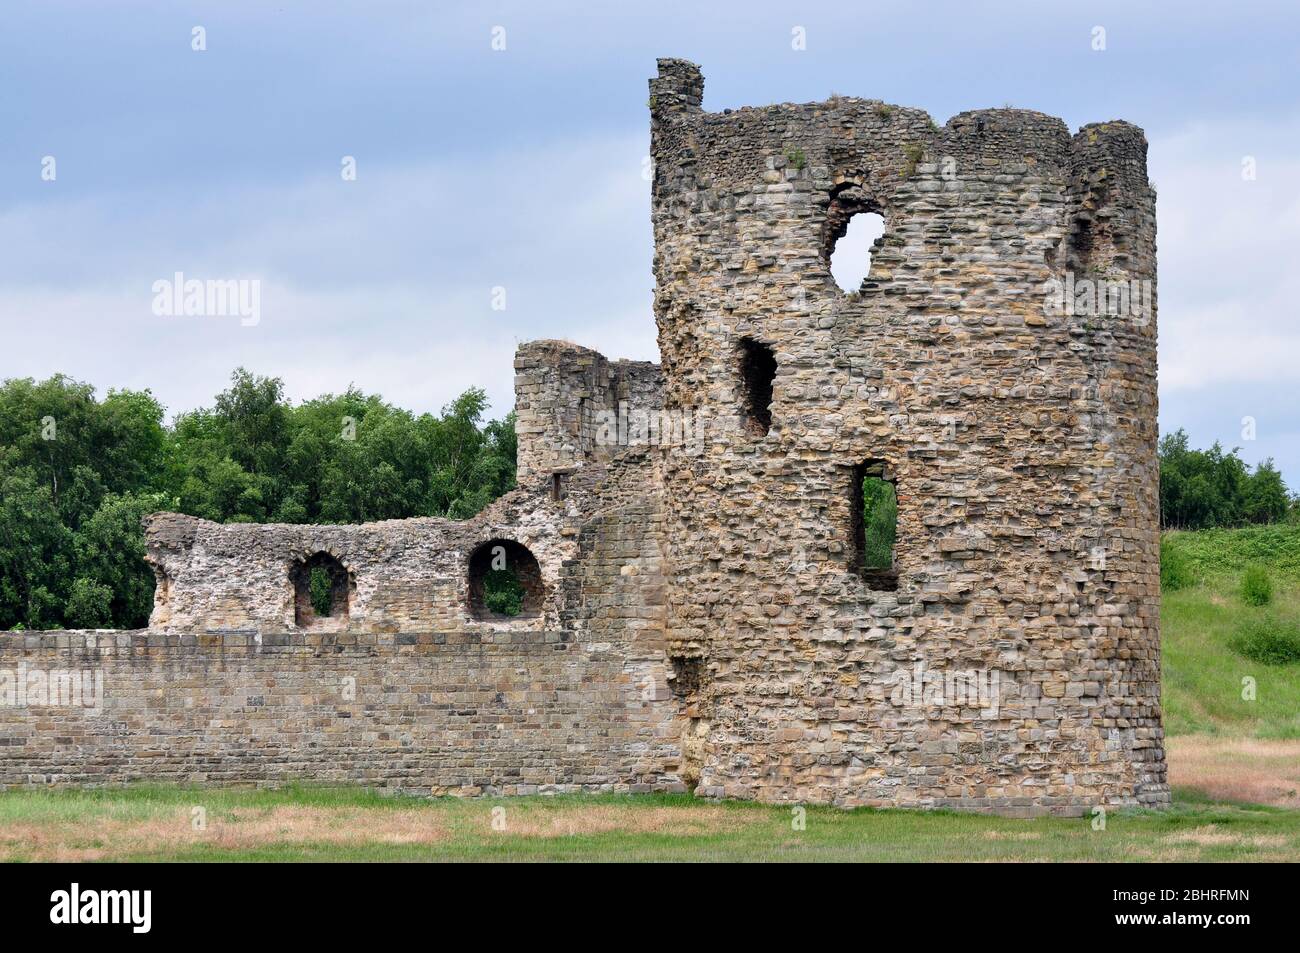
[649,59,1165,813]
[0,629,682,794]
[144,490,580,635]
[2,456,685,794]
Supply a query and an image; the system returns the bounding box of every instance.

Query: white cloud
[0,131,655,420]
[1152,117,1300,392]
[4,113,1299,470]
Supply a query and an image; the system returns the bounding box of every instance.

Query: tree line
[0,370,516,630]
[1158,429,1294,530]
[0,371,1294,631]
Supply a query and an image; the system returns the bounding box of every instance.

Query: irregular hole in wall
[825,185,887,294]
[669,655,708,792]
[150,565,172,625]
[669,655,704,698]
[1069,214,1095,272]
[292,552,351,627]
[850,461,899,591]
[737,337,777,436]
[1065,168,1121,277]
[467,538,544,620]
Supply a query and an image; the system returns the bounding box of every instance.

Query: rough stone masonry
[0,59,1167,814]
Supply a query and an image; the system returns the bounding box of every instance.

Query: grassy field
[2,783,1298,862]
[2,526,1297,862]
[1162,525,1300,740]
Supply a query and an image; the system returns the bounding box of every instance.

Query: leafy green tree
[212,369,291,483]
[1158,429,1291,530]
[1244,459,1289,524]
[0,368,517,630]
[0,376,166,506]
[66,577,113,628]
[0,453,71,629]
[483,568,524,616]
[861,476,897,569]
[309,566,332,616]
[72,492,168,627]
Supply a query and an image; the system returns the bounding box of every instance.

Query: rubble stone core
[0,59,1166,814]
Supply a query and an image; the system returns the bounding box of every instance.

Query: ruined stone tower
[648,59,1165,811]
[0,60,1166,814]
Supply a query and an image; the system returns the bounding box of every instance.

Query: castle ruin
[0,60,1167,814]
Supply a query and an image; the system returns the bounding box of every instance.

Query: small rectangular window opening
[737,338,777,436]
[551,472,567,501]
[669,655,704,699]
[852,462,899,591]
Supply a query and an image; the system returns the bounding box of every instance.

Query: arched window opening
[292,552,351,627]
[467,539,544,620]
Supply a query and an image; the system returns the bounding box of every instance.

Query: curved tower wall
[650,59,1164,812]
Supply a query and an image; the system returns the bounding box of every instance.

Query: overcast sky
[2,1,1297,482]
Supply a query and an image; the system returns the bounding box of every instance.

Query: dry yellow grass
[0,799,757,862]
[486,804,752,838]
[1166,736,1300,808]
[1,734,1296,861]
[982,830,1042,841]
[1162,824,1288,849]
[0,805,449,862]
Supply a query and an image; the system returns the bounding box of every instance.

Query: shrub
[308,566,333,616]
[1159,537,1194,591]
[65,577,113,628]
[483,568,524,617]
[1240,564,1273,606]
[901,143,924,178]
[1229,616,1300,665]
[861,476,897,570]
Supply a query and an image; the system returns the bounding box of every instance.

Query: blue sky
[2,1,1297,483]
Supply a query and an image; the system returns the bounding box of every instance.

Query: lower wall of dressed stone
[0,630,686,795]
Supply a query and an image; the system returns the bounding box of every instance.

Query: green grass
[861,475,897,569]
[1162,525,1300,738]
[1160,536,1194,591]
[4,524,1296,862]
[2,784,1297,862]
